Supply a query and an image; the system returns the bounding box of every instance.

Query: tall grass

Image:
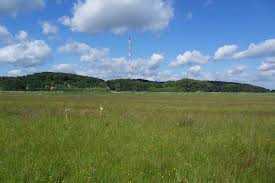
[0,92,274,182]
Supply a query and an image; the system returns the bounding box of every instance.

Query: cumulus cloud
[187,65,202,78]
[233,39,275,59]
[110,53,163,71]
[170,50,210,67]
[153,70,183,81]
[59,41,91,54]
[61,0,173,34]
[227,65,246,76]
[0,40,51,67]
[59,42,109,62]
[0,25,13,44]
[0,26,29,44]
[15,30,28,41]
[6,67,38,77]
[42,22,59,35]
[59,16,71,26]
[7,69,22,76]
[148,53,164,70]
[0,26,51,67]
[90,53,164,80]
[0,0,45,16]
[214,45,238,60]
[59,41,165,80]
[188,65,201,73]
[259,58,275,73]
[213,39,275,61]
[51,64,76,74]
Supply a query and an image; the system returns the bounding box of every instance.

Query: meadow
[0,92,274,182]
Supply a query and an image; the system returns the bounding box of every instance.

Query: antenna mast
[128,36,132,62]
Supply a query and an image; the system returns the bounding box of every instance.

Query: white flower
[64,108,72,113]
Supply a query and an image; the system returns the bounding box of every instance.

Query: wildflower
[99,105,104,112]
[64,108,71,113]
[99,105,104,118]
[64,108,72,121]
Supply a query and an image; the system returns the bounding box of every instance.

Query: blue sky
[0,0,275,89]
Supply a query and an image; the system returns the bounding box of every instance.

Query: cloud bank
[0,25,13,44]
[214,45,238,60]
[61,0,173,34]
[171,50,210,67]
[0,40,51,67]
[42,22,59,35]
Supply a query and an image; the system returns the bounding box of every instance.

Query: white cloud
[153,70,183,81]
[0,40,51,67]
[59,16,71,26]
[59,42,91,54]
[233,39,275,59]
[213,39,275,61]
[80,50,109,63]
[250,72,275,89]
[7,69,22,76]
[16,30,28,41]
[259,58,275,73]
[59,42,165,80]
[170,50,210,67]
[94,53,164,79]
[187,65,202,78]
[148,53,164,70]
[0,26,29,44]
[0,0,45,16]
[63,58,179,82]
[6,67,38,77]
[51,64,76,74]
[61,0,173,34]
[42,22,59,35]
[214,45,238,60]
[227,65,246,76]
[59,42,109,62]
[188,65,201,73]
[0,25,13,44]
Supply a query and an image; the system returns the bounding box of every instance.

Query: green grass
[0,92,274,182]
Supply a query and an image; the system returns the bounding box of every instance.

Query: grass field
[0,92,274,182]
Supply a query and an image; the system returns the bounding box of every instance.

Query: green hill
[0,72,106,91]
[0,72,270,92]
[107,79,269,92]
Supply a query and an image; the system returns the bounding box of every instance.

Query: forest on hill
[0,72,270,92]
[0,72,107,91]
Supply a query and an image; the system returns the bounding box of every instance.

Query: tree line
[0,72,270,92]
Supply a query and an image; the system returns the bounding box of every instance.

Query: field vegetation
[0,92,274,182]
[0,72,269,92]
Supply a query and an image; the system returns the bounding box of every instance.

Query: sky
[0,0,275,89]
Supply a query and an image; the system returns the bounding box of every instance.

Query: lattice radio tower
[128,36,132,63]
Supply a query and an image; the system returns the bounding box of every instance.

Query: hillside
[0,72,270,92]
[0,72,107,91]
[107,79,269,92]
